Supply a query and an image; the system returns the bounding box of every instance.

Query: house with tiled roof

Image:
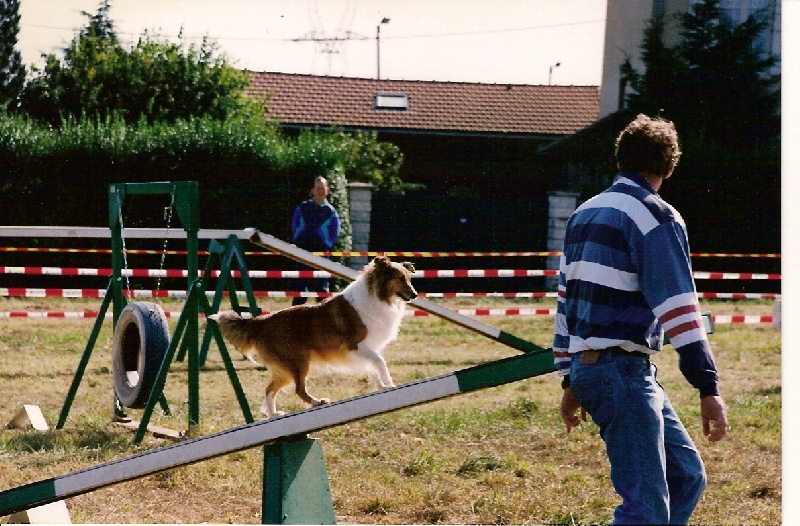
[247,72,598,138]
[246,71,599,255]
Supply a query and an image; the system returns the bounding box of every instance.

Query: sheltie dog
[208,256,417,417]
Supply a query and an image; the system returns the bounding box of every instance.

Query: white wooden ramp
[247,230,542,354]
[0,350,554,517]
[0,226,252,240]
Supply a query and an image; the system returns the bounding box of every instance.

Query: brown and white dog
[208,256,417,418]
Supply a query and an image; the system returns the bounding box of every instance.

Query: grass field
[0,296,781,524]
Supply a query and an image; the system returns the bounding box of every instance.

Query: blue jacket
[553,173,719,397]
[291,199,341,251]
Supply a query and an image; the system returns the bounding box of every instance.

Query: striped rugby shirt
[553,172,719,397]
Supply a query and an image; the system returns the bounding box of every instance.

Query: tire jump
[111,302,169,409]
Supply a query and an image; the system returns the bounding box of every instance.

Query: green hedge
[0,112,362,252]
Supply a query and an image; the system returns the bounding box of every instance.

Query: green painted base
[262,438,336,524]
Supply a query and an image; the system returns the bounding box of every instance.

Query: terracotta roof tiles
[247,72,599,136]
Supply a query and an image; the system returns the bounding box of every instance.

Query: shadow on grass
[3,424,131,456]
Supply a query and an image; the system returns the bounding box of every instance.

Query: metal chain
[155,185,177,300]
[116,192,132,299]
[153,399,188,437]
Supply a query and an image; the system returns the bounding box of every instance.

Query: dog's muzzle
[400,288,418,302]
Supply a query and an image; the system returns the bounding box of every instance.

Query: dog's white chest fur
[342,277,405,353]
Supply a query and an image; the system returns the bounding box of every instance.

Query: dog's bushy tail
[207,310,256,354]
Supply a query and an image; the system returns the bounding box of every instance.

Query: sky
[16,0,608,86]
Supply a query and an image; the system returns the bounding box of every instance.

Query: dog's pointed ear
[373,255,391,268]
[402,261,415,273]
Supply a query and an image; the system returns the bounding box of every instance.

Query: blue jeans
[570,351,706,525]
[292,262,330,306]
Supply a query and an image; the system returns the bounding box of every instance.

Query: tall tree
[679,0,779,145]
[0,0,26,112]
[621,0,780,148]
[620,15,685,118]
[617,0,780,254]
[20,1,124,124]
[20,1,255,126]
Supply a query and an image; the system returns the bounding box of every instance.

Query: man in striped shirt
[554,114,727,525]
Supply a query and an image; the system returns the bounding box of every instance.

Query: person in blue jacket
[555,114,727,525]
[290,176,341,305]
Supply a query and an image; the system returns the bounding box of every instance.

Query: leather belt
[579,346,650,365]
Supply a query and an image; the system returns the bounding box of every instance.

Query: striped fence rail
[0,266,783,281]
[0,309,773,325]
[0,245,782,259]
[0,288,780,300]
[1,229,780,325]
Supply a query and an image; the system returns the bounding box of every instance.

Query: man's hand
[701,395,728,442]
[561,386,587,434]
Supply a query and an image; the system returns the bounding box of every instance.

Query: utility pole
[377,17,390,79]
[549,62,561,85]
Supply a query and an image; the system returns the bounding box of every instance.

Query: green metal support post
[108,186,127,326]
[56,280,115,429]
[108,181,201,430]
[132,281,200,443]
[262,438,337,525]
[174,182,201,428]
[197,235,262,365]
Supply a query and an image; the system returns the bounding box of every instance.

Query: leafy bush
[0,112,403,254]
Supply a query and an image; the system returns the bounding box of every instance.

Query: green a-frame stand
[109,181,203,436]
[57,181,206,437]
[263,438,337,524]
[57,182,261,442]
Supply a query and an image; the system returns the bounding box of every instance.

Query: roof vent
[374,93,409,111]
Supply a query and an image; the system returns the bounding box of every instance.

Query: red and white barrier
[0,267,331,279]
[697,292,780,300]
[0,246,782,258]
[0,288,561,299]
[709,315,774,325]
[0,288,781,300]
[0,266,782,281]
[692,272,781,280]
[0,266,559,278]
[0,309,774,324]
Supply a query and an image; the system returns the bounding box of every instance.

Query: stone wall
[545,191,578,291]
[347,183,375,270]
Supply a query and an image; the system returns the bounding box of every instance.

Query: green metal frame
[177,234,262,365]
[56,280,115,430]
[195,234,264,424]
[57,182,258,443]
[109,181,201,429]
[263,438,336,524]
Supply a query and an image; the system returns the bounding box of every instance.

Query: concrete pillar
[546,191,579,291]
[347,183,375,271]
[773,298,781,331]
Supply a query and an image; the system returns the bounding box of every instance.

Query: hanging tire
[112,302,170,409]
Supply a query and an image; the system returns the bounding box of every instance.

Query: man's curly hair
[615,114,682,177]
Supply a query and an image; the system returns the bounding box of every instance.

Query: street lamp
[377,17,390,80]
[549,62,561,85]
